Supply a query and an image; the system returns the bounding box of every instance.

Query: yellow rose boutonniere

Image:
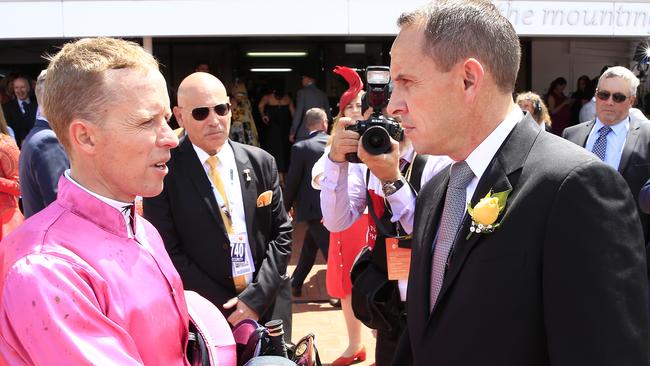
[466,189,511,239]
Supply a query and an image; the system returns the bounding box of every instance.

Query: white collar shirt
[463,106,524,203]
[192,141,247,235]
[193,141,253,283]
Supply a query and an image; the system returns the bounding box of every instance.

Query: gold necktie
[206,156,247,293]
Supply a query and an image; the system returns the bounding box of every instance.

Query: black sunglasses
[596,90,629,103]
[191,103,231,121]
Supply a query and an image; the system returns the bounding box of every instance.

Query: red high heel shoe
[331,346,366,366]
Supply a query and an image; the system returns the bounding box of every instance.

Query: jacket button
[223,243,229,249]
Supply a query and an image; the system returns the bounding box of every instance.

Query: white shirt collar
[464,106,524,182]
[192,140,235,166]
[594,116,630,137]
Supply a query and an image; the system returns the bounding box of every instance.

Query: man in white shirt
[389,1,648,365]
[322,116,449,365]
[579,96,596,123]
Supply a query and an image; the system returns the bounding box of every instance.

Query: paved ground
[289,222,376,366]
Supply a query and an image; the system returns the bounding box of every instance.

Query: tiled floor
[289,221,376,366]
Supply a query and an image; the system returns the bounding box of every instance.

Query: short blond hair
[43,37,159,151]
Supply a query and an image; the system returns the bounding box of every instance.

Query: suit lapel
[428,115,540,322]
[230,141,257,254]
[618,118,640,174]
[578,120,595,147]
[178,137,227,232]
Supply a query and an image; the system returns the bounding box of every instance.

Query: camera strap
[365,153,426,239]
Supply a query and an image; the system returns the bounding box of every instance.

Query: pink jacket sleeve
[0,254,146,365]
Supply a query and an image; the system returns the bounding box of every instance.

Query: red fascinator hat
[333,66,363,112]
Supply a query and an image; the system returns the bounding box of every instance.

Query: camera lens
[362,126,391,155]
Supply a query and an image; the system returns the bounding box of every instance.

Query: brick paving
[289,221,376,366]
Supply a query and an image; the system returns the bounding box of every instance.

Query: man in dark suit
[143,72,293,337]
[563,66,650,242]
[283,107,329,295]
[388,1,648,365]
[2,75,37,146]
[290,73,331,142]
[19,70,70,218]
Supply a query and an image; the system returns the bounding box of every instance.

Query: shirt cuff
[321,156,348,191]
[385,183,416,233]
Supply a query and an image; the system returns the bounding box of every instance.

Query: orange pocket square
[256,190,273,207]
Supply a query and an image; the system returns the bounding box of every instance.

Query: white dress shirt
[193,142,254,283]
[579,97,597,123]
[464,106,524,203]
[320,143,451,301]
[321,144,451,234]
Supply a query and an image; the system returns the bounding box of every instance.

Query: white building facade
[1,0,648,106]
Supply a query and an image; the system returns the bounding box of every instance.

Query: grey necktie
[591,125,612,161]
[429,161,474,312]
[19,100,27,115]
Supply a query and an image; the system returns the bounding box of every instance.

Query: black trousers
[291,219,329,288]
[375,305,406,366]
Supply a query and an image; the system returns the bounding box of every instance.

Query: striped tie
[429,161,474,312]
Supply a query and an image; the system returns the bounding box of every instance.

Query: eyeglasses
[596,90,629,103]
[190,103,231,121]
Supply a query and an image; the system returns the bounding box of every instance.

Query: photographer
[320,67,450,366]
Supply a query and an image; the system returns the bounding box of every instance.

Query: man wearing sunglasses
[144,72,293,340]
[563,66,650,243]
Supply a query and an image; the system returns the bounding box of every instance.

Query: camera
[345,66,404,163]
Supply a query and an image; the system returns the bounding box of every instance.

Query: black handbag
[350,155,428,332]
[350,245,402,332]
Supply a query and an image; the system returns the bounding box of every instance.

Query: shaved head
[174,72,232,155]
[177,72,227,107]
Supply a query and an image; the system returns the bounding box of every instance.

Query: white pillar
[143,36,153,54]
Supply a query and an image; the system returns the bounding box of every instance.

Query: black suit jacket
[283,130,328,221]
[562,118,650,242]
[290,84,331,141]
[143,137,293,324]
[2,99,37,147]
[396,115,649,366]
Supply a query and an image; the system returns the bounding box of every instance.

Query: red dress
[326,214,368,298]
[0,134,23,239]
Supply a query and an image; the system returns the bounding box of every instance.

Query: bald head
[174,72,232,155]
[177,72,228,107]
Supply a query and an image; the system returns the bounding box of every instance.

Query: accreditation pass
[229,233,254,276]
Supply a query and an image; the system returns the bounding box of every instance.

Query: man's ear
[630,96,637,109]
[173,106,184,128]
[68,119,97,155]
[461,58,484,101]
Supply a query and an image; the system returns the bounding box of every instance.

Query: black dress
[264,104,292,172]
